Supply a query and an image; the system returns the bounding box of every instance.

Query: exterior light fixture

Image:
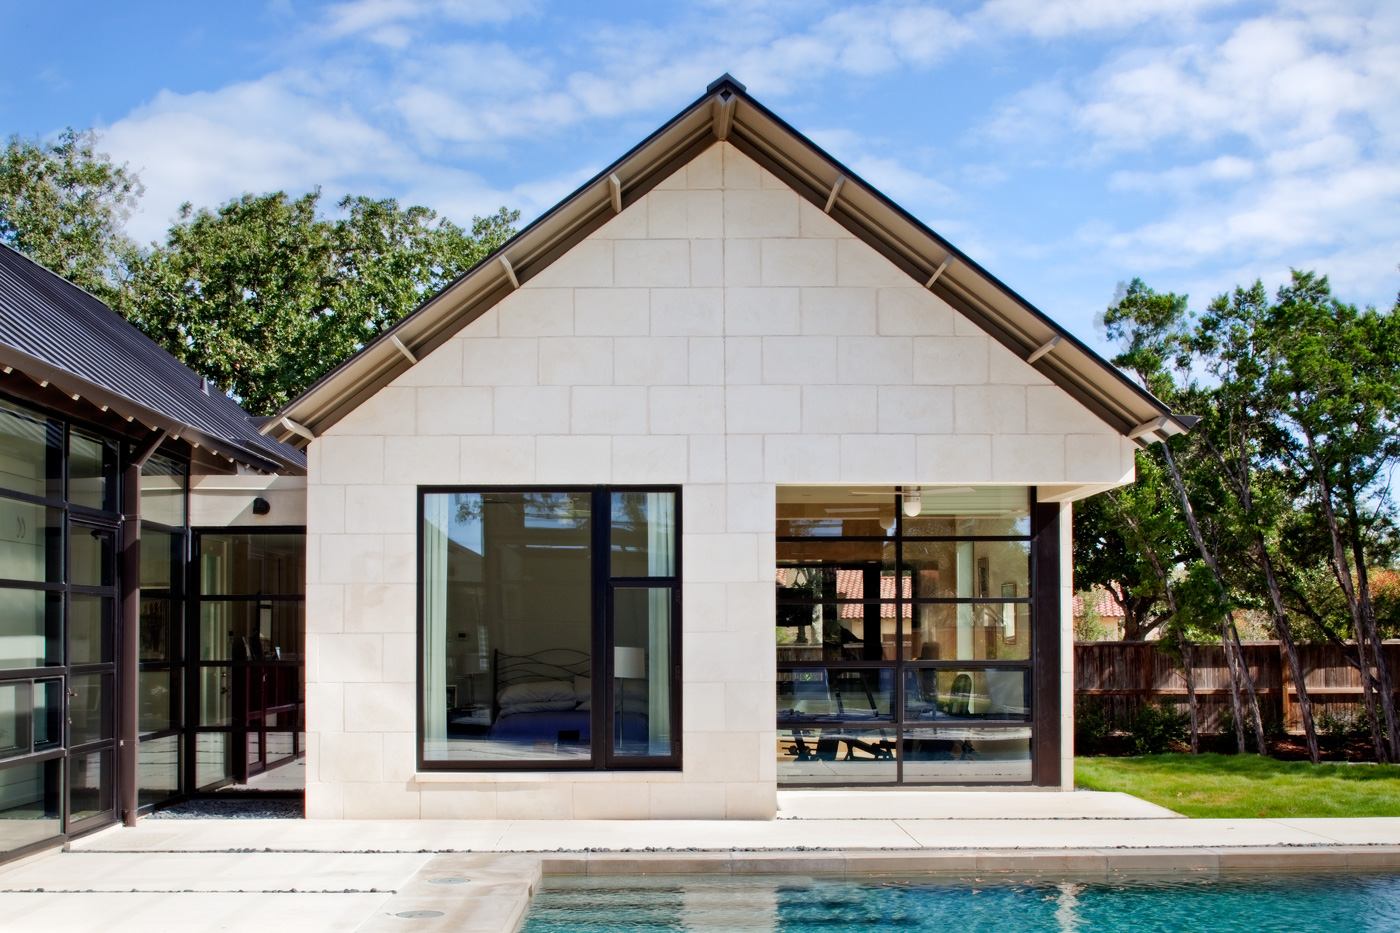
[252,497,271,515]
[902,486,922,518]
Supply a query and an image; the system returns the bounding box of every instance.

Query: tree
[118,190,518,413]
[0,128,142,301]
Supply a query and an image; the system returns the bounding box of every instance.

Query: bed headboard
[492,648,591,707]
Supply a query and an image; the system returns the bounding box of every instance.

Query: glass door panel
[610,587,674,759]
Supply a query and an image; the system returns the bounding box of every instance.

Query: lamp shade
[614,646,646,680]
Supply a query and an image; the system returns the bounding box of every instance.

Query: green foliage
[117,190,518,414]
[1075,753,1400,818]
[1128,701,1188,755]
[1073,697,1112,754]
[0,128,142,300]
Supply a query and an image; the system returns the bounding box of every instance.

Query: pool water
[521,873,1400,933]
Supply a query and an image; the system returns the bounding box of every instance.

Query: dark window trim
[415,485,683,773]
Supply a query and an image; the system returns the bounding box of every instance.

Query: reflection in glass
[70,525,114,587]
[778,668,895,723]
[901,728,1032,783]
[140,456,187,528]
[69,431,118,512]
[34,679,60,750]
[69,750,113,821]
[776,487,897,538]
[0,588,62,669]
[0,758,61,853]
[0,498,62,583]
[195,731,230,789]
[612,588,672,757]
[902,540,1030,601]
[199,601,302,662]
[907,603,1030,662]
[610,492,675,577]
[69,595,112,665]
[198,666,230,726]
[904,668,1031,721]
[140,597,179,662]
[0,682,28,759]
[0,399,62,501]
[140,669,180,734]
[902,486,1031,537]
[138,735,181,806]
[777,727,897,784]
[422,492,593,763]
[69,673,110,746]
[199,533,306,596]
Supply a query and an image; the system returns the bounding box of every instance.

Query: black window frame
[416,485,683,773]
[775,487,1056,787]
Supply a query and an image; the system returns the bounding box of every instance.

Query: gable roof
[0,244,306,473]
[265,74,1187,449]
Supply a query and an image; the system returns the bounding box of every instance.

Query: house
[260,76,1187,820]
[0,242,306,862]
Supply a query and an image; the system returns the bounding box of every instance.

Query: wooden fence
[1074,640,1400,734]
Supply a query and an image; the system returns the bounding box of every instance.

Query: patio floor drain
[396,910,445,919]
[427,877,469,884]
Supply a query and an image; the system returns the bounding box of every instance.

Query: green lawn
[1075,753,1400,818]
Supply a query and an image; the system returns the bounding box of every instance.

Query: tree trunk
[1258,537,1320,763]
[1300,423,1390,763]
[1176,628,1200,754]
[1159,442,1266,754]
[1227,617,1269,753]
[1345,498,1400,760]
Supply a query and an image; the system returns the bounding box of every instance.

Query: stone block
[726,483,775,534]
[593,197,648,238]
[392,337,462,387]
[319,534,384,584]
[840,434,916,482]
[688,336,724,385]
[762,336,837,385]
[650,782,727,819]
[725,434,765,482]
[690,238,723,286]
[724,238,761,286]
[725,287,800,336]
[652,287,724,335]
[689,434,726,483]
[615,336,689,386]
[954,384,1026,434]
[343,582,415,634]
[686,143,723,188]
[498,288,573,336]
[837,238,909,287]
[725,385,801,434]
[682,484,726,534]
[305,682,343,734]
[419,785,498,820]
[724,188,800,238]
[762,434,841,483]
[1027,385,1113,434]
[572,385,648,434]
[539,336,614,385]
[838,336,914,384]
[495,783,574,819]
[527,238,613,288]
[992,434,1066,482]
[343,782,421,820]
[611,435,688,483]
[650,385,725,434]
[383,436,461,485]
[417,386,493,435]
[649,189,723,239]
[344,682,416,733]
[319,731,383,783]
[988,340,1052,385]
[913,335,990,384]
[535,435,612,482]
[1065,433,1131,482]
[319,633,384,683]
[724,336,762,384]
[573,782,651,820]
[307,484,346,535]
[616,239,690,287]
[460,436,536,482]
[722,143,761,187]
[574,287,649,336]
[798,199,851,238]
[916,434,992,482]
[761,239,836,286]
[461,337,539,386]
[685,533,760,583]
[683,682,727,732]
[305,583,345,635]
[877,385,955,434]
[332,387,417,436]
[799,384,877,434]
[344,484,415,535]
[801,287,877,335]
[493,385,570,434]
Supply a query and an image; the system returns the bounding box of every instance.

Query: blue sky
[2,0,1397,349]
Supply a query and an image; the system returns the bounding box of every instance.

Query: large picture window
[775,486,1038,786]
[418,487,680,771]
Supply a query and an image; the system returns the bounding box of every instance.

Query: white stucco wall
[302,142,1128,819]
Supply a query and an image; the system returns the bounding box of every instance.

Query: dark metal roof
[0,244,306,473]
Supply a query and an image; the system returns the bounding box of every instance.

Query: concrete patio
[1,791,1397,933]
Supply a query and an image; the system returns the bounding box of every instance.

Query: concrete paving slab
[0,892,396,933]
[776,790,1182,820]
[0,851,428,892]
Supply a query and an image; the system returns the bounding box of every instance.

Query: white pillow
[497,679,575,706]
[500,697,579,715]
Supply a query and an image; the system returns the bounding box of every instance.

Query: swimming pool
[521,873,1400,933]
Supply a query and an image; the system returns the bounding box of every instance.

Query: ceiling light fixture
[902,486,922,518]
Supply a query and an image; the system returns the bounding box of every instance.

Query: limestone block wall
[303,142,1129,819]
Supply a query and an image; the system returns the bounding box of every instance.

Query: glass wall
[420,488,679,770]
[192,531,305,788]
[776,486,1035,785]
[138,454,187,807]
[0,397,121,856]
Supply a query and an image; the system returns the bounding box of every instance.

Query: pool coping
[353,846,1400,933]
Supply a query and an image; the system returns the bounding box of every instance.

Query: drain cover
[427,877,469,885]
[396,910,445,919]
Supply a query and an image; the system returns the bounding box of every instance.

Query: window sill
[412,770,684,784]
